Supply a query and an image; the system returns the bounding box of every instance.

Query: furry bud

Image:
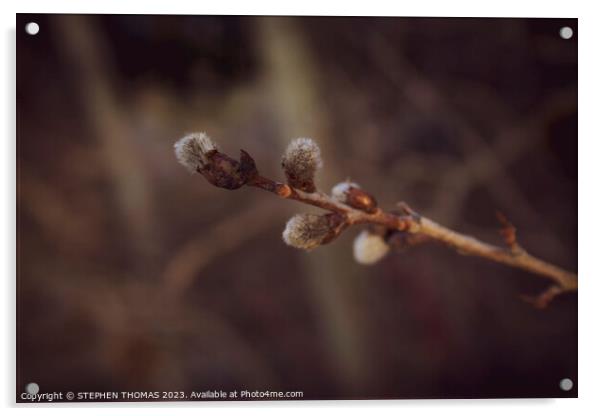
[331,181,378,213]
[353,230,390,265]
[283,213,347,250]
[281,138,323,192]
[174,132,219,173]
[174,132,258,190]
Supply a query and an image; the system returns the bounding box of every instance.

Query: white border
[3,1,601,415]
[6,0,585,17]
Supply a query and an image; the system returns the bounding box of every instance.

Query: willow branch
[174,133,577,308]
[247,175,577,307]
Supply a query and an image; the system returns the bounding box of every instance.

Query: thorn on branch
[496,211,524,254]
[396,201,422,228]
[396,201,416,216]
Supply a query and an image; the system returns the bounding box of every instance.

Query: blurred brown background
[16,14,577,400]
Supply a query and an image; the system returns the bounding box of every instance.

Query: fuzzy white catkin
[281,138,323,184]
[283,138,323,168]
[174,132,218,173]
[353,230,390,265]
[282,213,330,250]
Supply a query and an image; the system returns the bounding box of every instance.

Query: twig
[255,177,577,289]
[174,134,577,308]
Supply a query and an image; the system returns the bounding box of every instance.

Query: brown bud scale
[345,188,378,213]
[198,150,258,190]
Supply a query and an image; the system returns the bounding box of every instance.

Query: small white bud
[353,230,390,265]
[331,180,378,213]
[174,132,219,173]
[331,181,361,203]
[281,138,323,192]
[282,213,331,251]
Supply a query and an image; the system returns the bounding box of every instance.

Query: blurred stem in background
[54,15,161,274]
[258,17,375,394]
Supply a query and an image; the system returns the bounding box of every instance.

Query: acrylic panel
[16,14,578,402]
